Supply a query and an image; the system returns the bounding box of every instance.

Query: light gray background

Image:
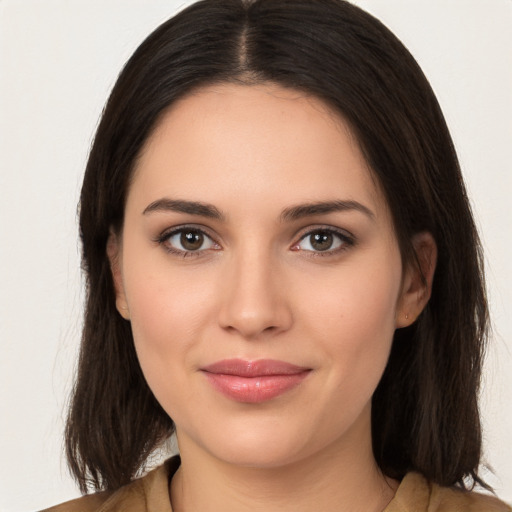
[0,1,511,510]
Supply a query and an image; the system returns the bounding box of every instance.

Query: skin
[109,83,436,512]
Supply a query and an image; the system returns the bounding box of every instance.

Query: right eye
[158,227,220,256]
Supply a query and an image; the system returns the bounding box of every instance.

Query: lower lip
[202,371,310,403]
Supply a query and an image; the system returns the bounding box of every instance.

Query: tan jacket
[41,457,511,512]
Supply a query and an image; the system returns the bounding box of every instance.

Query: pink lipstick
[200,359,310,403]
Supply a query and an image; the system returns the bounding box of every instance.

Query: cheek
[307,258,400,329]
[301,256,401,386]
[122,256,217,389]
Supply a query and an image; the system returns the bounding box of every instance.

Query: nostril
[216,267,293,339]
[219,311,291,340]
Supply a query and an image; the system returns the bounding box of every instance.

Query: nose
[217,247,293,340]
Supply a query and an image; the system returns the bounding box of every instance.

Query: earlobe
[106,231,130,320]
[396,232,437,328]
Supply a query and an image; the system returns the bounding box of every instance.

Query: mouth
[200,359,311,403]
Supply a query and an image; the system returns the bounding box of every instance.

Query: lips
[200,359,311,403]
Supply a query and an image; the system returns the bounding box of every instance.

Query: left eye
[165,229,217,252]
[296,230,349,252]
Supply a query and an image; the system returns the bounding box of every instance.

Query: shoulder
[388,472,512,512]
[40,490,114,512]
[430,483,512,512]
[39,457,179,512]
[39,479,147,512]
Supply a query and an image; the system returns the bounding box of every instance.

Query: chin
[180,414,333,470]
[210,441,308,469]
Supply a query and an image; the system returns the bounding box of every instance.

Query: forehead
[130,82,387,220]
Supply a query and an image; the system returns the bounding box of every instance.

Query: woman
[42,0,511,510]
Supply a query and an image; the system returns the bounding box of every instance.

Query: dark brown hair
[67,0,489,494]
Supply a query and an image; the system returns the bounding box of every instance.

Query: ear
[396,232,437,328]
[106,230,130,320]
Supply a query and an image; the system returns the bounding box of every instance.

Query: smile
[200,359,311,403]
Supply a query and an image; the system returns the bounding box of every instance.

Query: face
[110,83,427,469]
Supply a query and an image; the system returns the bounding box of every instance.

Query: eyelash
[154,225,355,258]
[293,227,355,257]
[154,225,220,258]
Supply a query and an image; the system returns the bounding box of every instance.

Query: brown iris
[310,231,334,251]
[181,230,204,250]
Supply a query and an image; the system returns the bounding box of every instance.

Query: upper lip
[201,359,310,377]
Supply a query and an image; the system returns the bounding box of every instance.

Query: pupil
[181,231,203,250]
[311,232,333,251]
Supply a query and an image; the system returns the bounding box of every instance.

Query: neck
[170,410,398,512]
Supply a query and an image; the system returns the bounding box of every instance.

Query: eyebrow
[280,200,375,222]
[142,198,374,222]
[142,198,225,220]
